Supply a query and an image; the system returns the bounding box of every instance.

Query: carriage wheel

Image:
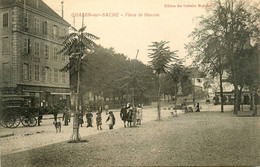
[3,113,15,128]
[28,117,37,127]
[21,117,30,127]
[0,118,8,128]
[10,115,21,128]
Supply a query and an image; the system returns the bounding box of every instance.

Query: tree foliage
[186,0,260,113]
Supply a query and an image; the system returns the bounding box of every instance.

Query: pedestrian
[78,112,84,127]
[120,105,128,127]
[37,106,44,126]
[98,106,103,113]
[52,105,58,122]
[68,108,71,123]
[86,111,93,127]
[104,104,109,115]
[63,107,70,126]
[136,104,143,125]
[127,106,133,127]
[96,111,102,130]
[106,111,115,130]
[195,103,200,112]
[132,105,137,126]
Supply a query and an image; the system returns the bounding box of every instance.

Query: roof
[0,0,70,26]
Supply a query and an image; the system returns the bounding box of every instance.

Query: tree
[148,41,178,120]
[171,63,192,96]
[226,45,259,109]
[187,0,260,113]
[186,36,227,112]
[58,26,99,142]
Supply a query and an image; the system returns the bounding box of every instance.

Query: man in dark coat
[86,111,93,127]
[120,105,128,127]
[63,107,70,126]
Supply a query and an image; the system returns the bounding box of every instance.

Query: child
[106,111,115,130]
[96,111,102,130]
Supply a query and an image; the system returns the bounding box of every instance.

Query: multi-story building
[0,0,71,107]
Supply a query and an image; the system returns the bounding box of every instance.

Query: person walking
[120,105,128,127]
[96,111,102,130]
[132,105,137,126]
[195,103,200,112]
[78,111,84,127]
[63,107,70,126]
[106,111,115,130]
[86,111,93,127]
[37,106,44,126]
[52,105,58,122]
[127,106,133,127]
[136,104,143,125]
[104,104,109,115]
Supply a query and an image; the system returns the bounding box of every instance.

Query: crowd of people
[58,103,143,130]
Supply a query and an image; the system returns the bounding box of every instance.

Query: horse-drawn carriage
[0,95,40,128]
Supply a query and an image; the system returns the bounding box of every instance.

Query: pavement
[0,101,254,156]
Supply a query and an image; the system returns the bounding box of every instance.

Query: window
[54,68,59,82]
[45,45,49,59]
[21,63,29,80]
[43,21,48,35]
[24,13,29,29]
[48,68,52,82]
[23,39,31,54]
[62,71,66,83]
[34,18,40,31]
[54,47,58,60]
[53,25,58,38]
[35,65,39,81]
[3,13,8,27]
[2,62,10,81]
[43,66,49,82]
[34,42,39,56]
[2,37,9,54]
[29,64,32,80]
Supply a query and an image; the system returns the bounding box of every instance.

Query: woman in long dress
[136,104,143,125]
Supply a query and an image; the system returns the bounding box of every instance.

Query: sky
[42,0,213,65]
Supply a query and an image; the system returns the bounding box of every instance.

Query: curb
[0,132,14,138]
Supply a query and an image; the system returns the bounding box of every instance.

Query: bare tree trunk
[239,87,243,111]
[71,59,81,142]
[234,84,239,114]
[157,73,161,120]
[219,73,224,113]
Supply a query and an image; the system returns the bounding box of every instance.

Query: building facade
[0,0,70,107]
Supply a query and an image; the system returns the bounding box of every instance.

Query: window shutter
[20,64,23,80]
[49,67,52,82]
[42,66,46,82]
[42,21,44,34]
[28,38,31,54]
[29,64,32,80]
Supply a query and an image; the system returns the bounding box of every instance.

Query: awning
[22,90,45,93]
[50,92,71,95]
